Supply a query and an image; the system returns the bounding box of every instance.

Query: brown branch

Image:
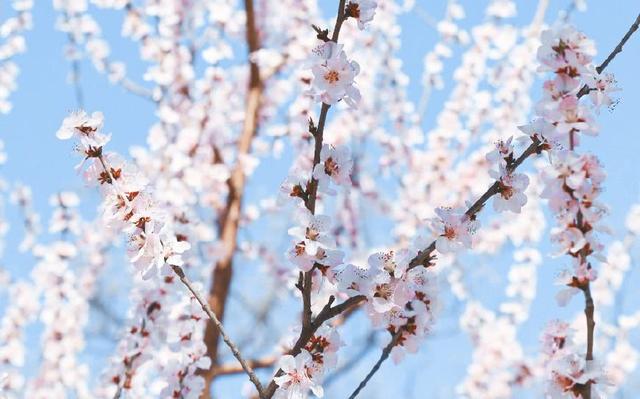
[200,0,264,396]
[213,357,278,377]
[263,295,366,397]
[324,331,377,387]
[574,14,640,397]
[171,265,266,398]
[577,12,640,97]
[596,13,640,74]
[261,2,354,398]
[347,330,402,399]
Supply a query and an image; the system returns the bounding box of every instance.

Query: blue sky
[2,1,640,398]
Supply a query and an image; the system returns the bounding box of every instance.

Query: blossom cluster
[56,110,190,279]
[274,326,341,399]
[540,320,610,398]
[520,24,616,307]
[457,249,542,399]
[56,110,210,397]
[337,248,439,363]
[520,24,618,398]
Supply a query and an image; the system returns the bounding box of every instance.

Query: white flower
[540,319,571,356]
[491,167,529,213]
[312,144,352,191]
[56,110,111,149]
[345,0,377,30]
[274,351,323,398]
[430,207,478,253]
[161,227,191,267]
[287,244,343,273]
[625,204,640,235]
[335,263,373,296]
[554,271,581,307]
[586,71,619,111]
[311,42,361,107]
[486,137,514,165]
[288,209,335,256]
[368,272,409,313]
[367,249,414,279]
[279,172,309,206]
[547,353,609,398]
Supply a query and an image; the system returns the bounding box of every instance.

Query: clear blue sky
[1,1,640,398]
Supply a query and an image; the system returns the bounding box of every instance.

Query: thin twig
[324,332,377,387]
[577,12,640,97]
[170,265,266,398]
[348,331,402,399]
[213,357,277,377]
[596,13,640,74]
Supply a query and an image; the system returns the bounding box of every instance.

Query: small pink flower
[311,42,361,107]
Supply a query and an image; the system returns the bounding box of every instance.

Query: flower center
[324,157,339,176]
[373,283,392,300]
[306,227,319,241]
[346,2,361,18]
[443,225,457,240]
[499,181,514,199]
[294,241,306,256]
[324,70,340,84]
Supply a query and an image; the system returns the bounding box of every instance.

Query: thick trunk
[200,0,262,396]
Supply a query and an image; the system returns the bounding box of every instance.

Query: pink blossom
[430,207,478,253]
[345,0,377,30]
[311,42,361,107]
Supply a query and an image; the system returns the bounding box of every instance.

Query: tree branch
[347,330,402,399]
[262,2,352,397]
[200,0,264,395]
[213,357,277,377]
[171,265,266,398]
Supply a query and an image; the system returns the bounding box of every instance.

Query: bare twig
[577,12,640,97]
[596,13,640,74]
[324,331,377,387]
[171,265,265,398]
[213,357,278,377]
[347,331,402,399]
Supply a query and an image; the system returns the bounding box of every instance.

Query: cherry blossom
[1,1,639,398]
[345,0,378,30]
[430,207,479,253]
[288,209,336,257]
[311,42,361,107]
[274,351,323,399]
[312,144,353,190]
[490,166,530,213]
